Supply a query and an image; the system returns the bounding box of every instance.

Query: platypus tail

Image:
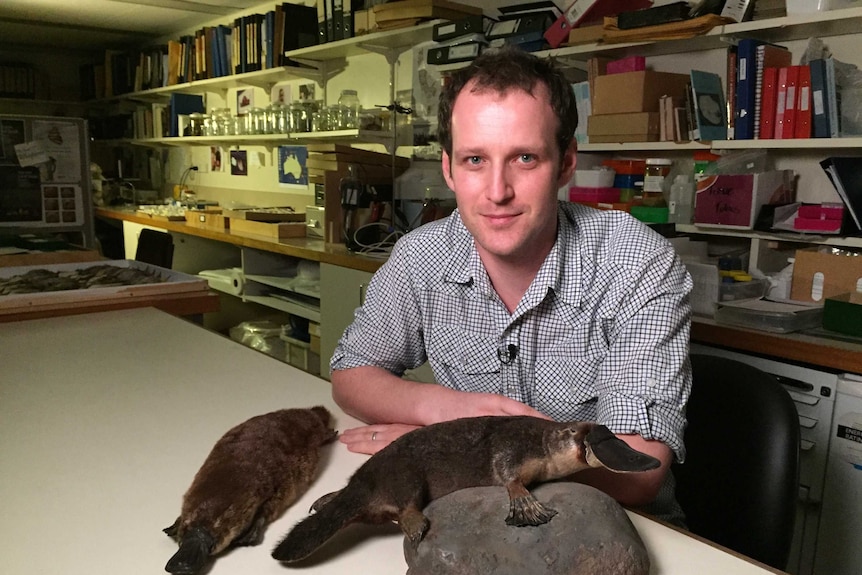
[271,493,358,562]
[164,526,215,575]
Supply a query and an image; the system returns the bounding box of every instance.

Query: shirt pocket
[534,354,602,418]
[426,325,501,390]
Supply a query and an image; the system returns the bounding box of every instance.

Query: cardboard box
[229,219,307,239]
[592,71,690,115]
[566,24,603,45]
[790,247,862,303]
[694,170,794,230]
[588,112,660,142]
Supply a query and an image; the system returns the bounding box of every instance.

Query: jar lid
[341,89,358,96]
[645,158,672,165]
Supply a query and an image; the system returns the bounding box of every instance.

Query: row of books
[80,2,320,100]
[728,39,841,140]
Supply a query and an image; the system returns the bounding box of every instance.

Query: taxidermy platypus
[163,406,337,574]
[271,415,659,563]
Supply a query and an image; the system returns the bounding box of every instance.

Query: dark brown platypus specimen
[271,415,660,563]
[163,406,337,574]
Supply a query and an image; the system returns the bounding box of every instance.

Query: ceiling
[0,0,265,52]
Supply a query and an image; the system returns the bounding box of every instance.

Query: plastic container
[573,168,615,188]
[668,174,694,224]
[714,300,823,333]
[643,158,672,206]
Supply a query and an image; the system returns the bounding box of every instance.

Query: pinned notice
[13,140,51,167]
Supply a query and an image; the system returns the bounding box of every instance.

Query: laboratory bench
[95,207,862,376]
[0,307,789,575]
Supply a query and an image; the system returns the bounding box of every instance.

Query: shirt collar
[442,204,583,308]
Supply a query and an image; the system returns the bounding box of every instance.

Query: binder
[758,67,778,140]
[426,41,485,65]
[281,3,318,54]
[544,0,649,49]
[809,58,830,138]
[825,57,840,137]
[794,64,812,139]
[433,14,492,42]
[316,0,328,44]
[332,0,344,41]
[752,42,791,139]
[726,44,737,139]
[773,66,789,139]
[821,157,862,232]
[487,12,554,40]
[735,39,788,139]
[780,65,800,139]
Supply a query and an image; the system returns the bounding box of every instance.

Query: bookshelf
[90,21,440,150]
[534,6,862,277]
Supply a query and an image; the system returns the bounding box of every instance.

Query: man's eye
[468,156,482,165]
[519,154,536,163]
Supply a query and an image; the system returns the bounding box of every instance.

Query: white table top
[0,308,784,575]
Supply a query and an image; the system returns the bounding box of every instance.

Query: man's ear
[556,140,578,189]
[441,150,455,191]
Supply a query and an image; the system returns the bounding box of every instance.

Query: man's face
[442,81,576,266]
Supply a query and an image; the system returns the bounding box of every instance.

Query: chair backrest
[673,353,800,570]
[135,228,174,269]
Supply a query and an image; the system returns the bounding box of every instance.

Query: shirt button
[647,377,658,388]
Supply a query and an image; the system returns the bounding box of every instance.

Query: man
[330,46,692,523]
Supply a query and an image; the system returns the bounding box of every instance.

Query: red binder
[780,65,800,139]
[774,67,789,139]
[794,64,812,139]
[759,67,779,139]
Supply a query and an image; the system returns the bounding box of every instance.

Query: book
[809,58,830,138]
[752,43,791,139]
[794,64,812,139]
[690,70,727,141]
[758,67,779,140]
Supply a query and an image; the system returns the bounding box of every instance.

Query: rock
[403,483,649,575]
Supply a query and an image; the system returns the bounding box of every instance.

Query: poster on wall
[31,120,83,183]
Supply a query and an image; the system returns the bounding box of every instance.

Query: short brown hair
[437,45,578,159]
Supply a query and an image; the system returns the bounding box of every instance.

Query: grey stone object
[404,482,650,575]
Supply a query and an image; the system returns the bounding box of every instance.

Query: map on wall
[278,145,308,189]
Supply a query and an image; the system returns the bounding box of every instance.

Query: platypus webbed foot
[506,494,557,526]
[399,507,430,549]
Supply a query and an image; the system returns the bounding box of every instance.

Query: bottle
[668,174,694,224]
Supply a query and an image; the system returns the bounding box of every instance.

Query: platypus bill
[271,415,659,563]
[163,406,336,574]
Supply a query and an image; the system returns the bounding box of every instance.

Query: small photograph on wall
[230,150,247,176]
[210,147,223,172]
[237,88,254,115]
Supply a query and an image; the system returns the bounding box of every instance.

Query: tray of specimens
[0,259,208,311]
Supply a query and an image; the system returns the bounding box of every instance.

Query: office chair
[673,354,800,570]
[135,228,174,269]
